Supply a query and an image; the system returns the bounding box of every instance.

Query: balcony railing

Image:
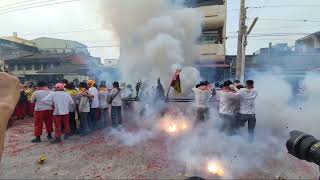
[195,43,225,63]
[185,0,224,7]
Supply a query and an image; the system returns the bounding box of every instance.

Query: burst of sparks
[159,116,190,134]
[207,161,225,176]
[167,123,177,133]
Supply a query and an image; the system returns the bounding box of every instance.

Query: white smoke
[101,0,202,88]
[109,128,156,146]
[99,0,319,178]
[287,73,320,137]
[169,72,320,178]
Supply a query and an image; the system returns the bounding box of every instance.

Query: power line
[249,4,320,8]
[228,38,298,41]
[253,24,320,31]
[21,28,107,36]
[0,0,80,15]
[227,32,313,37]
[228,32,314,35]
[0,0,38,9]
[247,17,320,23]
[39,45,120,49]
[0,0,56,11]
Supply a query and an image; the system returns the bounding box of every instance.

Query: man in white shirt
[31,81,53,143]
[192,81,211,125]
[98,83,109,128]
[108,82,122,128]
[216,80,239,135]
[41,83,74,143]
[233,80,258,142]
[87,80,99,130]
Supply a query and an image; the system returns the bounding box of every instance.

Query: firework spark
[207,161,225,177]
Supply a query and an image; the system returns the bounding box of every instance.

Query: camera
[286,130,320,166]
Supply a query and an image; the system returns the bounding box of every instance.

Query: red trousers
[34,110,53,136]
[28,101,35,116]
[53,115,70,138]
[14,102,26,119]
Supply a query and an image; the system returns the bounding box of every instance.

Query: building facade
[295,31,320,54]
[227,34,320,88]
[186,0,228,81]
[32,37,90,55]
[2,35,103,84]
[0,33,38,71]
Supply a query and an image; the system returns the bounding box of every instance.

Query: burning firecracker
[158,115,190,135]
[207,161,225,177]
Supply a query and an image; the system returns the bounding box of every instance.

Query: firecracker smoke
[100,0,320,178]
[101,0,201,94]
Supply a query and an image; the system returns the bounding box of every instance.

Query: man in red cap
[42,83,74,143]
[31,81,53,143]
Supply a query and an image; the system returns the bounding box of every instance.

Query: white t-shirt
[109,88,122,107]
[216,90,239,115]
[41,91,74,115]
[99,91,109,109]
[236,88,258,114]
[79,96,90,113]
[31,90,52,111]
[192,88,211,108]
[88,87,99,108]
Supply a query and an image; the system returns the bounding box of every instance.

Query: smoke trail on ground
[169,72,320,178]
[109,128,156,147]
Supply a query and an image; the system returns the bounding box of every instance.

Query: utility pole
[240,17,258,82]
[236,0,246,82]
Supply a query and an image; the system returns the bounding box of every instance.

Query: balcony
[197,5,226,30]
[185,0,225,7]
[195,43,225,63]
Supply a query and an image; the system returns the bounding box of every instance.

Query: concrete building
[253,43,294,56]
[32,37,90,55]
[186,0,228,81]
[2,34,104,84]
[227,33,320,89]
[103,59,119,67]
[4,52,103,83]
[0,33,38,71]
[295,31,320,54]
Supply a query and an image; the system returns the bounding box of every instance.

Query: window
[17,64,23,71]
[25,64,33,70]
[200,31,221,44]
[9,64,16,71]
[34,64,41,70]
[43,64,49,70]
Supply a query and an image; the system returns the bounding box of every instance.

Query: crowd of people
[10,79,124,144]
[9,77,257,144]
[193,79,258,142]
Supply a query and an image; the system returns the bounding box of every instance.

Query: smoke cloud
[168,72,320,178]
[99,0,319,178]
[101,0,202,89]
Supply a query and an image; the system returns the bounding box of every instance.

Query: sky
[0,0,319,61]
